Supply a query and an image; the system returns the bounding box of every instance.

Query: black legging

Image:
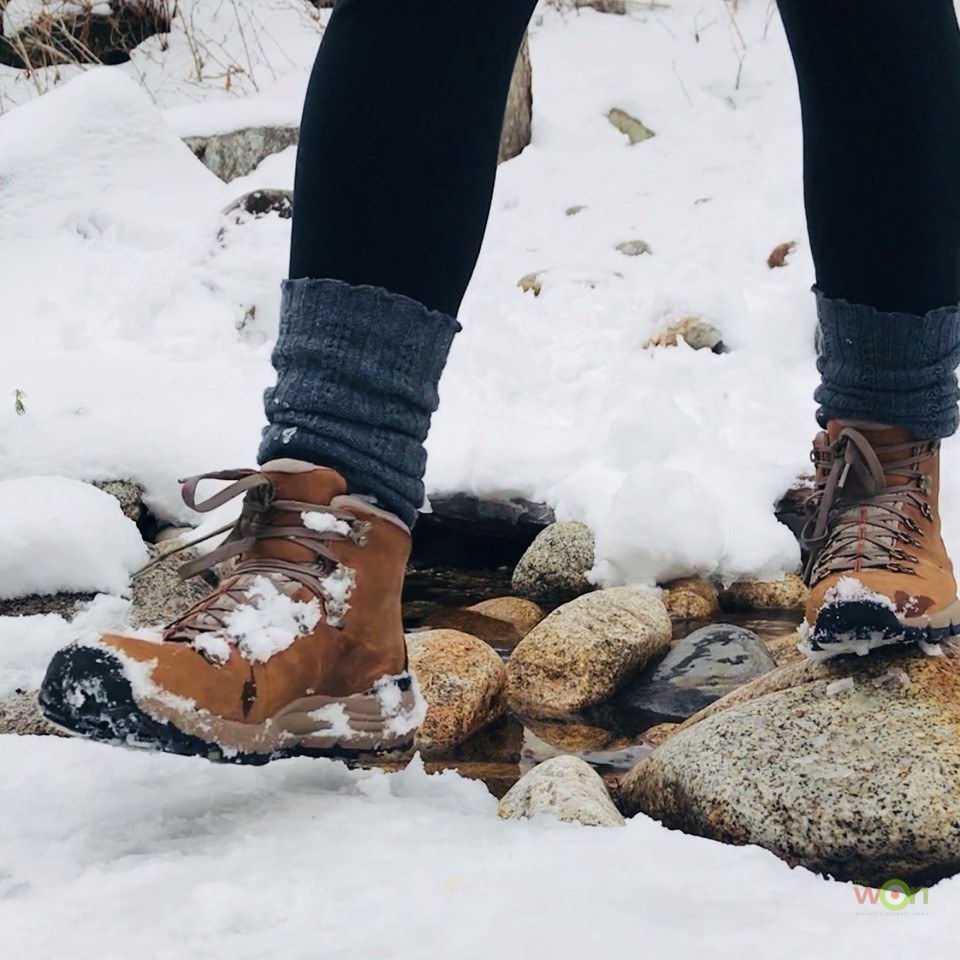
[290,0,960,320]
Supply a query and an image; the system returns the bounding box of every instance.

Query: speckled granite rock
[90,480,143,523]
[498,756,624,827]
[507,588,671,716]
[641,721,679,747]
[468,597,545,636]
[129,545,210,629]
[621,646,960,886]
[424,597,545,650]
[660,579,721,620]
[721,574,808,611]
[511,521,595,605]
[0,690,65,738]
[406,629,507,756]
[620,624,776,721]
[764,629,806,667]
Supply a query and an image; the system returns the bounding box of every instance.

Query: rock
[499,33,532,163]
[468,597,545,637]
[642,721,679,747]
[185,126,300,183]
[721,574,808,612]
[644,315,724,352]
[0,591,93,619]
[222,189,293,221]
[90,479,143,523]
[507,588,672,716]
[620,624,777,721]
[0,690,65,738]
[607,107,656,145]
[774,475,815,541]
[565,205,587,216]
[660,578,720,620]
[498,756,624,827]
[521,717,631,754]
[616,239,652,257]
[764,629,806,667]
[512,521,595,605]
[621,646,960,886]
[517,272,542,296]
[422,608,526,649]
[129,544,210,629]
[406,629,507,755]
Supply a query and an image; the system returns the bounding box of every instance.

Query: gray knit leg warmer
[258,278,461,528]
[814,288,960,438]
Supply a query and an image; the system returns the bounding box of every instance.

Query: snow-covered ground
[4,3,960,955]
[4,0,837,595]
[2,738,958,960]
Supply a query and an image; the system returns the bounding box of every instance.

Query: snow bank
[0,478,147,600]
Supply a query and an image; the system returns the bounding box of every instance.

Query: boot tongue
[826,420,922,489]
[246,461,348,564]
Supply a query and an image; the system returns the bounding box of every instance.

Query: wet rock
[764,629,806,667]
[512,521,595,605]
[185,125,301,183]
[607,107,656,144]
[644,315,724,352]
[222,189,293,221]
[499,33,532,163]
[406,629,507,756]
[721,574,808,612]
[521,717,630,754]
[620,624,777,721]
[660,578,720,620]
[616,239,652,257]
[507,588,672,716]
[129,544,210,629]
[423,608,525,649]
[0,690,65,738]
[498,756,624,827]
[469,597,545,637]
[621,646,960,886]
[642,721,679,747]
[90,479,143,523]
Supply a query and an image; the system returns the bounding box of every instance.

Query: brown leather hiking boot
[39,460,425,763]
[800,421,960,659]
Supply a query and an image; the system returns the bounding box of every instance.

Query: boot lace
[135,470,370,642]
[800,428,936,586]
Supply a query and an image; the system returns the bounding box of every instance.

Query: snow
[823,577,898,612]
[300,510,351,536]
[0,739,958,960]
[219,576,320,663]
[825,677,855,697]
[0,478,148,600]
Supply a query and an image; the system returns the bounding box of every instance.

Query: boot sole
[38,644,422,766]
[801,599,960,661]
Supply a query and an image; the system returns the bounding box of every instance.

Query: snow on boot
[39,461,425,763]
[800,421,960,659]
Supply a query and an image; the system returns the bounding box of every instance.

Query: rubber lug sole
[802,600,960,661]
[39,645,414,766]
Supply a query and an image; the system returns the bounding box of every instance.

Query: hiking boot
[39,460,425,764]
[800,421,960,658]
